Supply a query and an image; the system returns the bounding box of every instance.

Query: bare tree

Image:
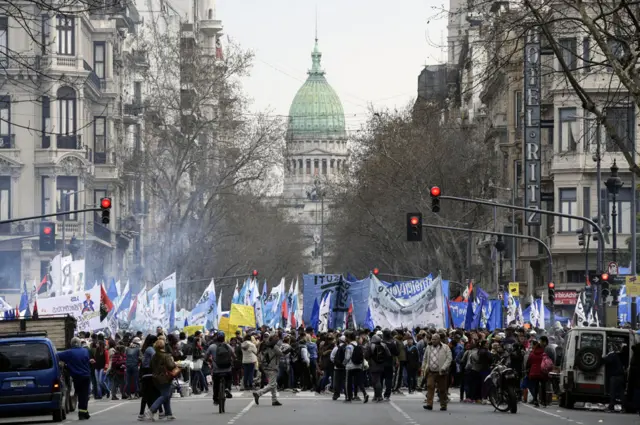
[131,16,304,302]
[444,0,639,173]
[328,104,500,285]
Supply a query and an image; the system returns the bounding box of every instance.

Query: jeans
[242,363,255,390]
[608,375,625,409]
[317,365,333,392]
[126,366,139,396]
[73,376,91,414]
[394,361,406,390]
[346,369,367,401]
[332,368,346,399]
[151,383,172,416]
[370,371,383,399]
[407,366,418,392]
[94,369,106,398]
[383,366,394,398]
[191,369,208,393]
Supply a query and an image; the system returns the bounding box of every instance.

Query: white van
[559,327,639,409]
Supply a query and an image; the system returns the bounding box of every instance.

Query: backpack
[374,343,389,364]
[215,344,232,369]
[541,353,554,376]
[334,344,346,368]
[351,345,364,365]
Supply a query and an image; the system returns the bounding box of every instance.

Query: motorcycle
[485,357,519,413]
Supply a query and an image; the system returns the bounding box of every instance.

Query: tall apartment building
[426,0,638,319]
[0,2,148,303]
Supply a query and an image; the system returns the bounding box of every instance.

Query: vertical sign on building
[524,28,541,225]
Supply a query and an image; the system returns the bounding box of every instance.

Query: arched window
[57,87,76,148]
[208,9,213,19]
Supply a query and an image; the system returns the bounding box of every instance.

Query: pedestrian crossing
[187,390,461,401]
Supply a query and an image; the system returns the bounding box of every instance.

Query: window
[94,117,106,164]
[93,42,105,79]
[559,188,578,232]
[298,159,302,175]
[566,270,585,283]
[314,159,319,175]
[134,81,141,104]
[57,176,78,221]
[558,108,578,152]
[0,96,9,148]
[57,87,76,148]
[56,15,74,56]
[607,38,626,71]
[305,159,311,175]
[583,186,590,218]
[604,106,634,152]
[41,96,51,148]
[0,176,9,234]
[604,187,632,234]
[559,38,577,70]
[0,343,53,372]
[0,17,7,68]
[514,91,522,130]
[582,38,590,72]
[584,111,598,154]
[40,15,50,55]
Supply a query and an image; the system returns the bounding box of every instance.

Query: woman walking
[147,339,178,421]
[138,335,163,420]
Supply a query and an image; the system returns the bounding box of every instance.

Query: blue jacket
[57,347,91,378]
[307,342,318,360]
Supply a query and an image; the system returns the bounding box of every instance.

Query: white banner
[368,275,445,329]
[37,285,101,332]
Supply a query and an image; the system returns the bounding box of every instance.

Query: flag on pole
[310,298,320,331]
[19,281,30,318]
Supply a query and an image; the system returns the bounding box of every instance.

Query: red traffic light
[252,270,258,277]
[410,216,419,226]
[601,273,609,281]
[548,282,555,289]
[373,268,379,276]
[43,226,52,235]
[430,186,441,197]
[100,198,111,209]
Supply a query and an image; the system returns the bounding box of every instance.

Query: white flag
[538,292,546,329]
[318,293,331,333]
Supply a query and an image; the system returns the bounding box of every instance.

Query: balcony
[94,152,120,181]
[0,134,15,149]
[109,2,139,34]
[35,135,93,165]
[131,50,149,68]
[0,221,34,236]
[55,220,83,236]
[93,221,112,244]
[83,60,102,93]
[123,103,143,123]
[100,79,118,95]
[39,55,83,73]
[0,55,42,73]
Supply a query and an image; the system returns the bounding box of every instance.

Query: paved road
[1,391,637,425]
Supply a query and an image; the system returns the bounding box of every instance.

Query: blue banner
[449,300,503,331]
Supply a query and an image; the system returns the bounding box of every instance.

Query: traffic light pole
[0,208,101,225]
[421,222,556,322]
[439,195,606,271]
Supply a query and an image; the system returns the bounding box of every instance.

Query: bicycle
[218,375,226,413]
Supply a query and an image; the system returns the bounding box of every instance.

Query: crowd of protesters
[55,322,640,420]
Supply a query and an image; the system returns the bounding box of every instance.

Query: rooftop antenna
[315,5,318,42]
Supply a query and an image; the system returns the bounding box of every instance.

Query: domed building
[282,39,348,273]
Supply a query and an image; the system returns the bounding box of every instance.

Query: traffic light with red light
[406,213,422,242]
[601,272,610,298]
[547,282,555,304]
[372,268,379,276]
[100,197,112,224]
[252,270,259,278]
[430,186,441,213]
[39,221,56,251]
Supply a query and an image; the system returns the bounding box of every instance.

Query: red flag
[100,284,114,321]
[36,275,48,295]
[33,300,39,319]
[128,296,138,321]
[290,311,297,329]
[215,38,223,60]
[281,300,288,319]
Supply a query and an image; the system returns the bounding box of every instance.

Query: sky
[175,0,449,133]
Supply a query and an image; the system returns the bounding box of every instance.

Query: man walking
[58,337,92,420]
[253,334,283,406]
[422,334,452,411]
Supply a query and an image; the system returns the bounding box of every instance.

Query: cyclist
[206,331,235,406]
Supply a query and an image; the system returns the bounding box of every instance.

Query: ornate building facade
[282,39,348,273]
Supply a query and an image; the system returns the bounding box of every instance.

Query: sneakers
[363,394,369,404]
[272,401,282,406]
[137,414,146,421]
[253,392,260,405]
[165,415,176,421]
[423,405,433,410]
[144,410,156,422]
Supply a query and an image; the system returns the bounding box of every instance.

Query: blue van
[0,336,67,421]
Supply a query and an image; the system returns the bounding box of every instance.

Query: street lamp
[605,160,624,263]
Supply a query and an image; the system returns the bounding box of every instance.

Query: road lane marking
[92,401,128,415]
[390,401,419,425]
[228,400,254,425]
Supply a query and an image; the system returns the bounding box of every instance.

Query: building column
[20,239,34,283]
[50,85,58,149]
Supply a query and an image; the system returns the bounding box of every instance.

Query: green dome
[287,41,346,141]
